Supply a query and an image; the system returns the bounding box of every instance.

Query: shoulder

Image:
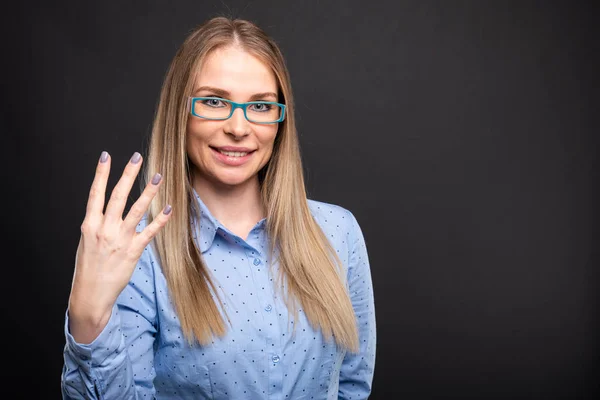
[306,198,362,248]
[308,198,352,223]
[307,198,359,227]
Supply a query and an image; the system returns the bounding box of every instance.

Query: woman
[62,16,376,399]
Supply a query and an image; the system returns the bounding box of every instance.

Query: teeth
[218,150,248,157]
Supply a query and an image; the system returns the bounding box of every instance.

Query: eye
[201,98,226,107]
[250,102,272,112]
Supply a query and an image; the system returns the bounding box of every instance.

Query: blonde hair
[142,16,359,352]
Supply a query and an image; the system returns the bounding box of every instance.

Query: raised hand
[68,151,172,344]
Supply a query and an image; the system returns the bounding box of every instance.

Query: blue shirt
[61,189,376,399]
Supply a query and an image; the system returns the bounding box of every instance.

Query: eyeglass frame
[188,96,286,124]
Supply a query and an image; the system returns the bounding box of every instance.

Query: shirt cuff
[64,304,123,366]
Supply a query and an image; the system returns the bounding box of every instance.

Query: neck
[192,174,266,232]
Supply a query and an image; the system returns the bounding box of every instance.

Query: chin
[214,173,253,187]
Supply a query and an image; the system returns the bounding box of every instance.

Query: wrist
[67,303,113,345]
[68,296,113,329]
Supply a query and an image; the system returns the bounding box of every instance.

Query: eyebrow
[193,86,278,101]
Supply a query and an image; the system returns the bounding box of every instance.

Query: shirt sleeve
[61,242,159,399]
[338,210,377,399]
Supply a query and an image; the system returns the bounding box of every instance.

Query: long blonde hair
[142,16,359,352]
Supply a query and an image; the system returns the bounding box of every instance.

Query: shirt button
[272,355,280,363]
[253,258,261,266]
[265,304,272,312]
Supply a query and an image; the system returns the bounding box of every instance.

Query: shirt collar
[191,188,267,253]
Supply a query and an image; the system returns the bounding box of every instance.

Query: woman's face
[187,46,279,190]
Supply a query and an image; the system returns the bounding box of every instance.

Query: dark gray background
[2,1,598,398]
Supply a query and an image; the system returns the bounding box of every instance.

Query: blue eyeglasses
[189,97,286,124]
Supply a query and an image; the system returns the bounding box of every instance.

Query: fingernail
[151,173,162,185]
[99,151,108,163]
[163,205,172,215]
[130,152,141,164]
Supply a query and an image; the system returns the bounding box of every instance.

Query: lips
[211,146,256,153]
[210,146,255,166]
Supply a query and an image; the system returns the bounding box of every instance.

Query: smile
[217,150,249,157]
[210,147,256,166]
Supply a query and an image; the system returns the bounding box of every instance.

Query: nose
[224,107,250,139]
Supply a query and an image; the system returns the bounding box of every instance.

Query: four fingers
[83,150,172,249]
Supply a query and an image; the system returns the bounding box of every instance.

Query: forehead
[193,46,277,96]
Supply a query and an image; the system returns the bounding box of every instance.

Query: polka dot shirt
[62,189,376,399]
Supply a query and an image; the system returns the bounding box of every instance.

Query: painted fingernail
[99,151,108,163]
[130,152,142,164]
[151,173,162,185]
[163,205,172,215]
